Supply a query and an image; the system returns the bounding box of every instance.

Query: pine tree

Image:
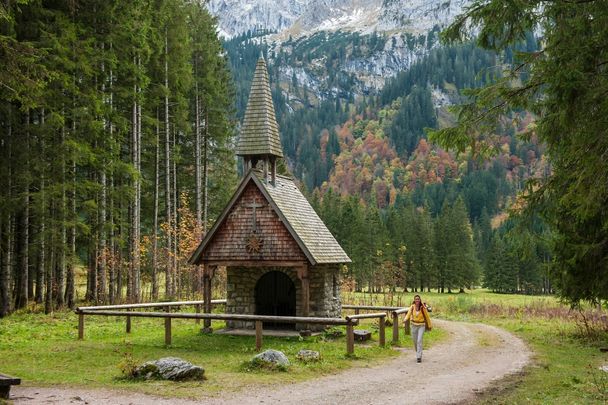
[432,0,608,304]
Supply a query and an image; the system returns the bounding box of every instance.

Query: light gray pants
[411,323,425,359]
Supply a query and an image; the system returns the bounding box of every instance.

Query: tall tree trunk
[173,129,179,298]
[195,72,202,231]
[109,170,116,304]
[194,73,202,297]
[135,73,142,302]
[15,186,29,309]
[65,158,76,308]
[34,110,46,304]
[45,203,54,314]
[56,120,69,308]
[15,111,30,309]
[129,55,141,303]
[203,108,209,233]
[98,169,107,303]
[108,52,116,305]
[116,190,124,302]
[36,146,45,304]
[98,45,107,304]
[152,108,160,301]
[1,111,13,316]
[0,215,11,317]
[0,217,11,317]
[164,29,173,300]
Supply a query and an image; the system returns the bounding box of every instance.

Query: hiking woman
[404,294,432,363]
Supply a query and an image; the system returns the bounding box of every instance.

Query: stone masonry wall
[225,265,342,331]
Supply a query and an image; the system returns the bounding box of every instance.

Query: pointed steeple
[236,56,283,159]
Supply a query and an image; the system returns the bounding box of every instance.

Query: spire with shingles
[236,56,283,158]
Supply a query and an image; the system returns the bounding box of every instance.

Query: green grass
[0,310,446,399]
[342,288,563,314]
[2,289,606,403]
[473,318,608,404]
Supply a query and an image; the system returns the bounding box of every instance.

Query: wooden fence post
[404,318,411,335]
[126,308,131,333]
[354,308,360,315]
[255,320,263,351]
[392,312,399,344]
[165,317,172,346]
[346,322,354,355]
[379,316,385,347]
[78,313,84,340]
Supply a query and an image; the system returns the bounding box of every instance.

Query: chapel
[189,56,350,331]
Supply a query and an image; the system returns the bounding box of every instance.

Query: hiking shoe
[417,358,421,363]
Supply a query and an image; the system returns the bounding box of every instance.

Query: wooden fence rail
[342,304,402,315]
[343,305,410,345]
[75,302,410,355]
[75,309,358,353]
[76,299,227,312]
[346,312,387,346]
[391,307,410,337]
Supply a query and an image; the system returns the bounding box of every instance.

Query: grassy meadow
[0,289,606,403]
[0,307,446,399]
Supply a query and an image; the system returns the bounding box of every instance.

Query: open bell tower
[235,55,283,185]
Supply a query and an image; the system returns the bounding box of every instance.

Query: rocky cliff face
[209,0,467,39]
[210,0,468,104]
[208,0,308,38]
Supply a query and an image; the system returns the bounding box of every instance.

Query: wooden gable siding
[201,182,307,263]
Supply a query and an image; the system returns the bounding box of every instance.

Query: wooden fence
[75,301,409,355]
[344,305,411,344]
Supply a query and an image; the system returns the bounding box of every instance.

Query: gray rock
[252,349,290,367]
[296,349,320,362]
[134,357,204,381]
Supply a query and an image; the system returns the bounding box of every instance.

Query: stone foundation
[225,265,342,331]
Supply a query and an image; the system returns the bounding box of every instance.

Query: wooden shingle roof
[189,170,351,266]
[236,56,283,158]
[260,173,351,264]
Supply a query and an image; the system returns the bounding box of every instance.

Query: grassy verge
[346,289,608,403]
[0,310,446,399]
[472,318,608,404]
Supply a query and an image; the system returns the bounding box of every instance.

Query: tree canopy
[429,0,608,304]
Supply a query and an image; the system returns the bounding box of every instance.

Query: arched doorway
[255,271,296,329]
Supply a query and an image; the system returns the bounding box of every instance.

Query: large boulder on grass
[251,349,290,369]
[134,357,204,381]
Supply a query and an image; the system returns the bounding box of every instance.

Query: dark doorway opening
[255,271,296,329]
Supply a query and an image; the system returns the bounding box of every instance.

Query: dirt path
[10,320,530,405]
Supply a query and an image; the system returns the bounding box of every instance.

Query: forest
[224,29,552,297]
[1,0,605,318]
[0,0,236,316]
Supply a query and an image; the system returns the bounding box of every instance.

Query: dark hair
[412,294,422,311]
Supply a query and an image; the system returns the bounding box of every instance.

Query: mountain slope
[209,0,468,39]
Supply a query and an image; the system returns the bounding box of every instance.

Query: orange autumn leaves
[322,118,460,207]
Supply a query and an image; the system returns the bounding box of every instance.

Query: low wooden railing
[75,308,358,353]
[76,299,227,311]
[75,301,410,355]
[76,299,227,329]
[392,307,410,341]
[343,304,410,344]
